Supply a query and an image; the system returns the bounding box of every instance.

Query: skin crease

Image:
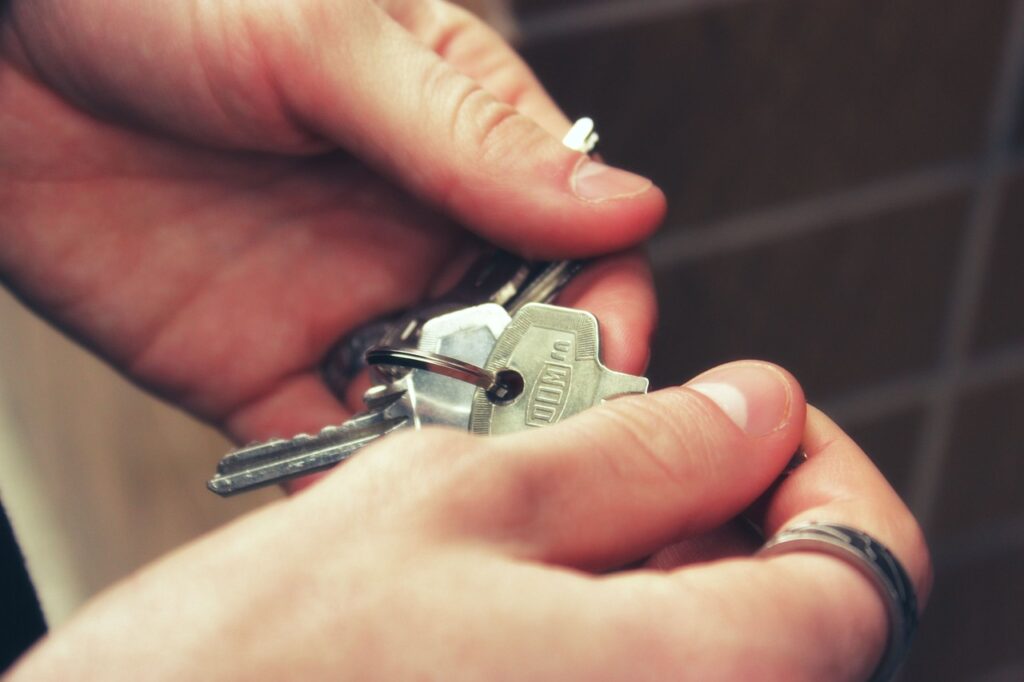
[0,1,930,680]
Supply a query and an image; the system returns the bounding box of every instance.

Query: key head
[396,302,512,430]
[469,303,648,435]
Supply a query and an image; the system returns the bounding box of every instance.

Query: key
[209,301,646,495]
[321,118,599,395]
[211,118,622,495]
[208,303,512,495]
[379,302,512,431]
[207,390,409,496]
[468,303,648,435]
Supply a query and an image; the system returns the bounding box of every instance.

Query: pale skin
[0,1,931,680]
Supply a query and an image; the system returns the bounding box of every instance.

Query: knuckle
[450,86,521,157]
[437,74,542,164]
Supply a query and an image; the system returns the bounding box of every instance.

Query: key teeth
[217,419,375,474]
[215,432,316,474]
[209,412,411,495]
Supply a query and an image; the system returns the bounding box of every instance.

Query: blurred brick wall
[511,0,1024,679]
[1,1,1020,677]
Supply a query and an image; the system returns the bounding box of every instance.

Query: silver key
[207,299,647,495]
[469,303,648,435]
[396,303,511,430]
[207,389,408,496]
[212,113,620,496]
[208,304,513,496]
[321,119,599,395]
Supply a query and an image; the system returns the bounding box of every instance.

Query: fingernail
[571,159,652,202]
[687,363,791,437]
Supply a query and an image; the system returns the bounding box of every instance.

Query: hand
[0,0,665,445]
[7,361,931,681]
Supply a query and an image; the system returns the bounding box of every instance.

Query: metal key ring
[366,347,496,389]
[365,347,524,403]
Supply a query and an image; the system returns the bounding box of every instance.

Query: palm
[1,0,662,446]
[1,69,477,441]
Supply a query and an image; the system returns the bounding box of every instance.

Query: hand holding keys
[207,117,648,496]
[208,302,648,495]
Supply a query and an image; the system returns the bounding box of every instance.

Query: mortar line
[518,0,754,45]
[935,512,1024,571]
[648,162,977,269]
[907,0,1024,527]
[820,374,940,426]
[819,344,1024,426]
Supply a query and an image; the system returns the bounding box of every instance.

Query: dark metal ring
[365,347,497,390]
[758,522,918,682]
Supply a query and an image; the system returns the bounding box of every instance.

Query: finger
[439,361,806,569]
[257,2,666,258]
[556,250,655,376]
[759,406,932,595]
[378,0,572,136]
[633,407,932,681]
[225,373,351,444]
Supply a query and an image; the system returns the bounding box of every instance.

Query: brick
[520,0,1009,226]
[647,192,968,400]
[933,376,1024,536]
[901,544,1024,681]
[842,408,924,496]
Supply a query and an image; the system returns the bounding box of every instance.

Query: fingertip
[571,158,654,203]
[549,159,667,257]
[762,405,933,605]
[452,145,666,259]
[685,360,806,441]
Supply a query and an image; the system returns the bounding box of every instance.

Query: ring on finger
[758,522,918,682]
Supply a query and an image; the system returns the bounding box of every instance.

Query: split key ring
[365,347,524,404]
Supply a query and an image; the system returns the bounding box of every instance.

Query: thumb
[260,1,666,257]
[463,361,806,569]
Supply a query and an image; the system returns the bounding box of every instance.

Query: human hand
[7,361,931,681]
[0,0,664,445]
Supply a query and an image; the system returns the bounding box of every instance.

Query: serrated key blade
[208,412,408,496]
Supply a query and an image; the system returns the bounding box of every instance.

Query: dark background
[512,0,1024,679]
[0,0,1020,678]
